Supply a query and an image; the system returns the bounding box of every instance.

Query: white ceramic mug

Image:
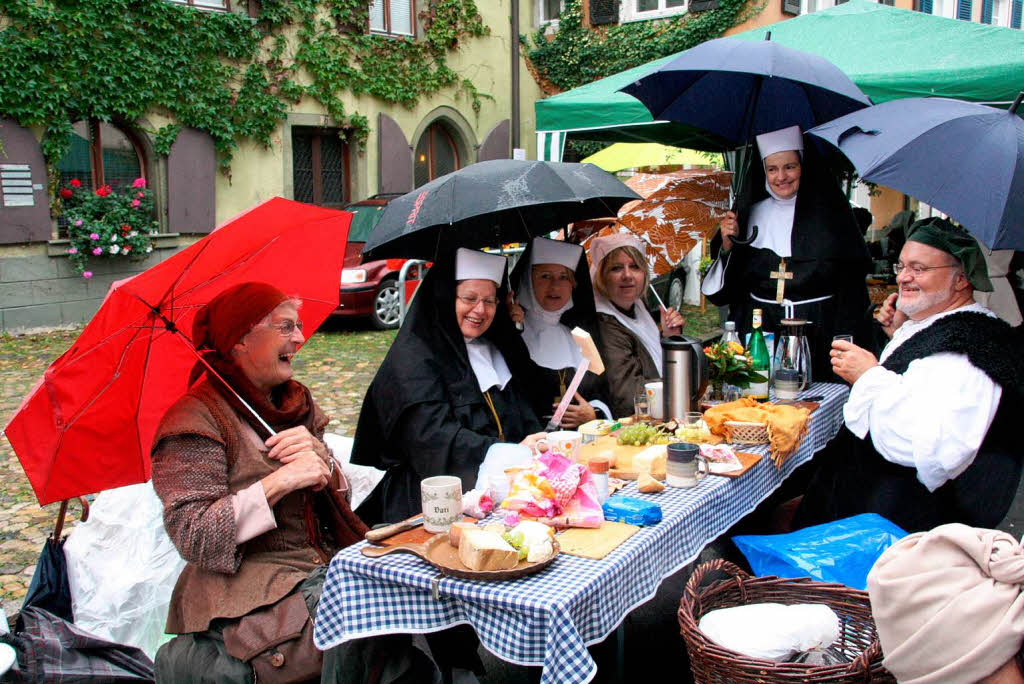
[645,381,664,421]
[548,430,582,461]
[421,476,462,533]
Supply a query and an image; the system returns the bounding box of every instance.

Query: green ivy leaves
[526,0,758,92]
[0,0,490,172]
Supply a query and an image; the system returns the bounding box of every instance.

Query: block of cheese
[634,445,667,475]
[458,528,519,571]
[572,327,605,375]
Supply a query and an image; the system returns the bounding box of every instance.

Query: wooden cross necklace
[770,259,794,302]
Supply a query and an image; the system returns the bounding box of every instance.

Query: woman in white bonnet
[701,125,871,380]
[588,233,685,418]
[508,237,612,427]
[867,523,1024,684]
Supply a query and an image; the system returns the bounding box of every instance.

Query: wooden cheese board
[361,533,560,581]
[708,451,763,478]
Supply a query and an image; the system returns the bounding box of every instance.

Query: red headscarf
[193,282,288,355]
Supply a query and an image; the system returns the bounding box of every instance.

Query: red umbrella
[5,197,351,505]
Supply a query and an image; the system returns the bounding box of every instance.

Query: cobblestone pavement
[0,319,396,618]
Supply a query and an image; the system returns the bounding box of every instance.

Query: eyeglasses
[456,294,498,309]
[892,262,958,276]
[269,319,304,336]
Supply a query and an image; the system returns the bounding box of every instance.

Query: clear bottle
[722,321,741,347]
[588,458,610,505]
[746,309,770,402]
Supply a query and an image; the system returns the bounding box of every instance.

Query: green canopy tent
[535,0,1024,160]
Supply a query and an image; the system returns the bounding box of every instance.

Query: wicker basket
[679,560,894,683]
[723,421,769,444]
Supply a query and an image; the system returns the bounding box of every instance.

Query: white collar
[594,294,663,375]
[880,301,994,363]
[464,337,512,392]
[518,267,580,370]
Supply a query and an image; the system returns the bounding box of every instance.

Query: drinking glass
[633,390,651,422]
[833,334,854,345]
[679,411,706,443]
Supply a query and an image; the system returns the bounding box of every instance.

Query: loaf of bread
[448,522,478,548]
[457,528,520,571]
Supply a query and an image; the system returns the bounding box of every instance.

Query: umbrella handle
[730,224,759,247]
[51,496,90,541]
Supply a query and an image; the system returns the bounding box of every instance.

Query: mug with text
[421,475,462,533]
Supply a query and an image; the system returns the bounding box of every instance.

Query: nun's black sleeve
[389,399,498,487]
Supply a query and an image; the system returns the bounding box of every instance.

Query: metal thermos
[662,335,710,421]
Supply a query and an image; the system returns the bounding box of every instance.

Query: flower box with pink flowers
[60,177,158,278]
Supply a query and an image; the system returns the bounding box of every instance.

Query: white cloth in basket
[698,602,840,661]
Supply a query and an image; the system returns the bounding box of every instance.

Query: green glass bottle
[747,308,770,402]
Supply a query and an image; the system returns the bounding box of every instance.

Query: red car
[336,194,425,329]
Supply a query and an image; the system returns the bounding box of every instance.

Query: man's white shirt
[843,302,1002,492]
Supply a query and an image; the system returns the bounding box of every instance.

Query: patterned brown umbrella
[577,170,732,276]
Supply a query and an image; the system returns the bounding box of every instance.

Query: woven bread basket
[678,559,894,683]
[723,420,769,444]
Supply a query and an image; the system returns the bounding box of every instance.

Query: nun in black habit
[701,125,872,379]
[352,247,548,527]
[509,237,612,426]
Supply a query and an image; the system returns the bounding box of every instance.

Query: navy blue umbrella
[619,35,870,245]
[619,36,872,148]
[809,95,1024,250]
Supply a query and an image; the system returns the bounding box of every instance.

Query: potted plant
[701,339,767,404]
[60,177,157,278]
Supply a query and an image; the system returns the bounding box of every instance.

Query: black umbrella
[362,160,641,260]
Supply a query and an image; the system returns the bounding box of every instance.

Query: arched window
[56,120,145,194]
[414,121,460,187]
[55,120,147,236]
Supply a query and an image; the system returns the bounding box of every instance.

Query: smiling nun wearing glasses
[351,248,549,527]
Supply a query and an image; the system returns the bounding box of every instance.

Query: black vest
[798,310,1023,533]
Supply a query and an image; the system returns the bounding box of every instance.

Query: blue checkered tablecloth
[315,383,850,684]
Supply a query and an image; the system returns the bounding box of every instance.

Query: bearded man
[795,217,1024,533]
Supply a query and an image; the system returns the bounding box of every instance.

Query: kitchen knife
[364,515,425,543]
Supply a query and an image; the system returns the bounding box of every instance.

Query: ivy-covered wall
[0,0,494,169]
[0,0,548,330]
[525,0,763,93]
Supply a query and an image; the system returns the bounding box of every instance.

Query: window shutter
[782,0,801,15]
[478,120,510,162]
[689,0,721,11]
[0,119,52,244]
[390,0,413,35]
[590,0,618,24]
[378,114,413,194]
[1012,0,1022,26]
[981,0,993,21]
[167,127,216,234]
[956,0,972,19]
[919,0,933,12]
[369,0,385,31]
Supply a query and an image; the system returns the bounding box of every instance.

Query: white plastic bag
[475,443,533,505]
[63,482,186,659]
[698,602,840,661]
[323,432,384,511]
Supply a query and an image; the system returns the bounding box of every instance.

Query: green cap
[906,217,992,292]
